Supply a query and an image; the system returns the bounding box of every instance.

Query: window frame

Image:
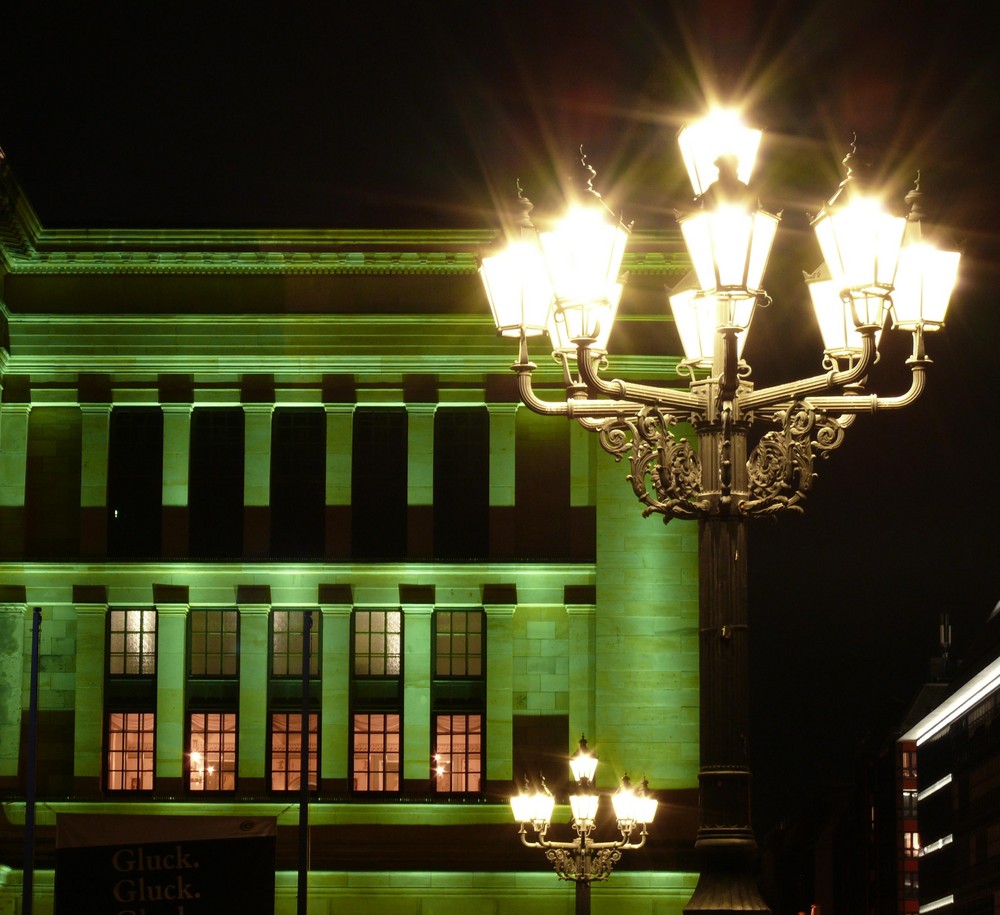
[106,711,156,793]
[433,712,483,795]
[107,608,158,677]
[351,608,403,679]
[433,608,485,679]
[188,608,240,679]
[269,609,321,679]
[351,711,402,795]
[187,711,238,793]
[269,712,319,793]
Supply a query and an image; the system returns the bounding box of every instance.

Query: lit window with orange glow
[434,714,482,794]
[107,712,155,791]
[189,712,237,792]
[270,713,318,792]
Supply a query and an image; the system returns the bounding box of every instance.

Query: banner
[54,814,276,915]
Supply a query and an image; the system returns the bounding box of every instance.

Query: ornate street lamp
[482,110,960,912]
[511,737,656,915]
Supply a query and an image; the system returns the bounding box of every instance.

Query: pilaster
[80,404,112,558]
[487,403,518,558]
[154,602,189,793]
[323,404,355,558]
[0,403,31,557]
[401,601,433,792]
[0,602,27,785]
[484,603,515,784]
[566,603,596,752]
[161,404,192,557]
[243,403,274,557]
[405,403,436,558]
[237,604,271,792]
[73,603,108,793]
[319,603,352,790]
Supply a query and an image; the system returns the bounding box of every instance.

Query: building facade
[0,151,703,912]
[898,629,1000,915]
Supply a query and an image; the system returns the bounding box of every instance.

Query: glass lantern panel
[892,243,960,330]
[814,198,905,294]
[677,110,762,196]
[480,240,552,337]
[539,207,629,309]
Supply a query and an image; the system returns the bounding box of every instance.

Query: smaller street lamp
[511,737,657,915]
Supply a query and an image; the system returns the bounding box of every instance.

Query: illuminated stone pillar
[243,403,273,558]
[484,602,515,784]
[73,602,108,793]
[401,591,434,793]
[324,404,354,558]
[80,404,112,558]
[0,602,27,786]
[161,404,192,557]
[487,403,518,558]
[154,601,189,793]
[566,602,596,751]
[0,403,31,557]
[319,600,352,792]
[406,403,436,558]
[594,451,700,787]
[237,603,270,792]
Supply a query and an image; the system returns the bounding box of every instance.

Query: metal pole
[575,879,590,915]
[297,610,313,915]
[22,606,41,915]
[684,422,769,912]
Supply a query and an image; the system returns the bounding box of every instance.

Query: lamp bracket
[742,402,847,515]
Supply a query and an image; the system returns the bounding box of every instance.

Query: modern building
[0,149,702,912]
[896,611,1000,915]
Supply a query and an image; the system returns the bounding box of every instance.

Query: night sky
[4,0,999,835]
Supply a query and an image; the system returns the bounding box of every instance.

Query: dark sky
[4,0,999,835]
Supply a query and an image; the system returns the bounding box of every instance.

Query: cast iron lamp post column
[511,737,657,915]
[481,111,960,913]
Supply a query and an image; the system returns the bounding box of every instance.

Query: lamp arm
[577,344,701,412]
[515,363,647,419]
[799,357,927,415]
[741,329,878,411]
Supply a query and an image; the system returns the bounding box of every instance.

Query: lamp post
[481,112,960,913]
[511,737,657,915]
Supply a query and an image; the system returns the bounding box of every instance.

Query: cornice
[1,154,688,276]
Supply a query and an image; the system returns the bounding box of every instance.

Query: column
[80,404,112,558]
[487,403,518,558]
[243,404,273,558]
[161,404,192,557]
[484,603,515,784]
[0,403,31,557]
[569,421,597,560]
[155,602,189,794]
[401,600,433,793]
[324,404,354,558]
[237,605,271,793]
[0,602,27,787]
[73,603,108,793]
[566,603,596,751]
[406,403,436,559]
[319,603,352,792]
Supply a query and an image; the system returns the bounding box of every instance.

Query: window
[107,712,155,791]
[352,409,407,559]
[107,407,163,558]
[189,408,244,559]
[108,609,157,675]
[904,831,921,858]
[271,609,320,677]
[434,713,482,793]
[353,713,400,792]
[434,610,484,677]
[270,713,318,791]
[189,712,237,792]
[353,610,402,676]
[271,409,325,559]
[190,609,239,677]
[434,408,489,559]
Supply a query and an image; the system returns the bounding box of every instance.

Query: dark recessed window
[352,409,407,559]
[108,408,163,558]
[434,408,489,559]
[270,409,325,559]
[189,408,244,559]
[25,407,81,558]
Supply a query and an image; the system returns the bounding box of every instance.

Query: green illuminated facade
[0,152,699,912]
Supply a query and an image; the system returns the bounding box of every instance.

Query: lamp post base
[684,833,770,913]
